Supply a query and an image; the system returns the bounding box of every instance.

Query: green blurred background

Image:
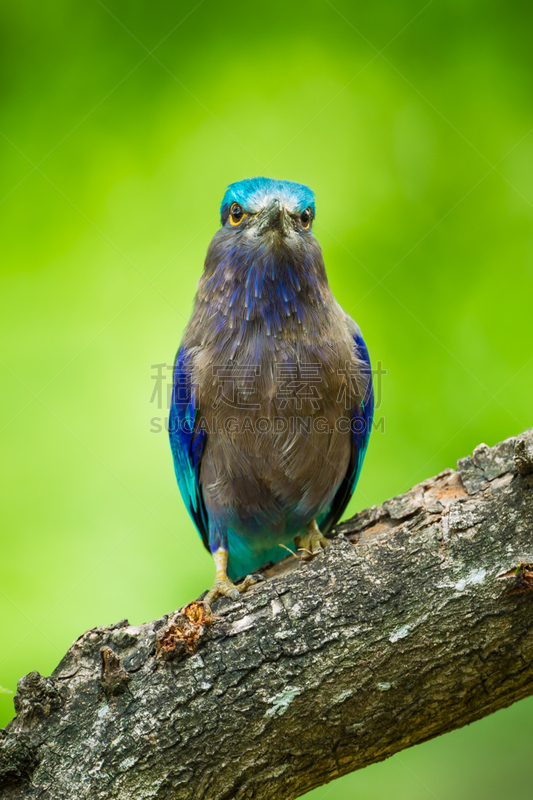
[1,0,532,796]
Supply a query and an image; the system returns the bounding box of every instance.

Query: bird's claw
[294,519,329,557]
[203,572,265,612]
[204,576,239,610]
[238,572,266,590]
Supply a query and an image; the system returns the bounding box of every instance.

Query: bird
[169,177,373,610]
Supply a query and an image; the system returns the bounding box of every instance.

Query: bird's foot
[203,573,265,613]
[294,519,329,558]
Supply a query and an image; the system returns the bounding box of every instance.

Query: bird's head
[219,177,316,244]
[197,177,328,327]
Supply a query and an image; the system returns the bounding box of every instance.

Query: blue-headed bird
[169,178,373,609]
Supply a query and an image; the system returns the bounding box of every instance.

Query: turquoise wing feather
[169,348,209,551]
[319,331,374,533]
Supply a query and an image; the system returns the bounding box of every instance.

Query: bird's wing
[169,347,209,551]
[319,331,374,534]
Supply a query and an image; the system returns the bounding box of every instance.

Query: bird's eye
[229,202,245,226]
[300,207,312,230]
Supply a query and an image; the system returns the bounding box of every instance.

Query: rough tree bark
[1,430,533,800]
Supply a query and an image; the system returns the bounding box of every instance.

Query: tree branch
[2,430,533,800]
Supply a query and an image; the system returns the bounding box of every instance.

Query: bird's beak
[256,199,291,236]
